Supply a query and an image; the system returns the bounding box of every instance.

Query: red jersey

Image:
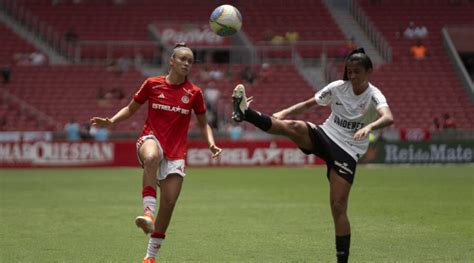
[133,76,206,160]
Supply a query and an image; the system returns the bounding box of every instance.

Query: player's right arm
[90,99,142,127]
[272,97,317,119]
[273,80,341,120]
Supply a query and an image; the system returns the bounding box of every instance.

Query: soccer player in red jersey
[91,43,222,263]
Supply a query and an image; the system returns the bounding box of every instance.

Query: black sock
[336,234,351,263]
[245,108,272,131]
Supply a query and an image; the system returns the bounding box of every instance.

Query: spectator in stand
[2,65,10,84]
[203,82,220,128]
[117,56,132,72]
[13,53,31,65]
[228,124,243,141]
[403,22,417,39]
[203,82,220,109]
[410,40,429,60]
[443,113,456,130]
[259,62,273,83]
[64,118,81,141]
[432,117,441,131]
[80,122,92,140]
[29,52,46,65]
[209,68,223,81]
[240,66,258,85]
[65,27,79,43]
[90,125,109,141]
[285,31,300,44]
[414,24,428,39]
[403,22,428,40]
[271,34,285,45]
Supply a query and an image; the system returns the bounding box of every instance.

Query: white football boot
[231,84,253,122]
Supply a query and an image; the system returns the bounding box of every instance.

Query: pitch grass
[0,165,473,262]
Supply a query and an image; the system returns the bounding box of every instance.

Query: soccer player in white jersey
[232,48,393,263]
[91,43,222,263]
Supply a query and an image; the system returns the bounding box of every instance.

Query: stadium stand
[13,0,346,59]
[2,0,341,132]
[2,65,146,131]
[353,0,474,129]
[1,0,472,132]
[15,0,344,42]
[0,22,36,64]
[190,63,328,127]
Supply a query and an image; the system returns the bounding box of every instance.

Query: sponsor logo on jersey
[318,90,331,100]
[183,88,193,96]
[181,95,189,104]
[152,103,190,115]
[333,115,364,131]
[358,102,367,114]
[158,93,165,99]
[371,96,380,105]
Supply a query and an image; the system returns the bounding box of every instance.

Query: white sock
[143,196,156,215]
[145,237,164,259]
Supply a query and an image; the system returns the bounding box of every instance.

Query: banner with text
[0,140,324,168]
[153,23,232,47]
[0,141,136,168]
[187,140,324,166]
[360,141,474,164]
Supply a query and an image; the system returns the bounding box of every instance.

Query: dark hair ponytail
[342,48,373,80]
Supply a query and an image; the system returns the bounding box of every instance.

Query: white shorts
[136,134,186,181]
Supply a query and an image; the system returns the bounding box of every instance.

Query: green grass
[0,165,473,262]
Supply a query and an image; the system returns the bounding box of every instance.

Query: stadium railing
[0,0,75,59]
[70,40,347,66]
[442,27,474,100]
[348,0,392,63]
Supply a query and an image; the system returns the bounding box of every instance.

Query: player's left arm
[195,113,222,159]
[354,106,394,141]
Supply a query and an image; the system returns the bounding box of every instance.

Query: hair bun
[174,42,187,49]
[348,48,365,56]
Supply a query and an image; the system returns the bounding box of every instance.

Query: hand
[209,145,222,159]
[90,117,113,127]
[353,126,371,141]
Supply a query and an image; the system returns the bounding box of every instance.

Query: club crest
[181,96,189,104]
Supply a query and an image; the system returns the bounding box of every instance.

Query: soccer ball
[209,5,242,37]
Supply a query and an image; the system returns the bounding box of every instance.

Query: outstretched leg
[232,84,313,150]
[329,169,352,263]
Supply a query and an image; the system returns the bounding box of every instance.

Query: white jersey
[315,80,389,161]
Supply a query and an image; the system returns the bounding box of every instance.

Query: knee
[331,199,347,218]
[142,153,161,168]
